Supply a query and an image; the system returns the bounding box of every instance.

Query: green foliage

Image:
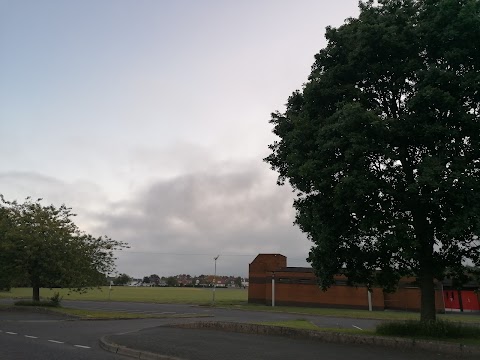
[265,0,480,321]
[0,195,128,300]
[166,276,178,287]
[113,273,131,286]
[376,320,480,339]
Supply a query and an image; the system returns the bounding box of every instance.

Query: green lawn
[0,287,247,305]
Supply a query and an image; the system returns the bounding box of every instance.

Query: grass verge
[0,304,211,320]
[14,300,60,307]
[50,307,212,320]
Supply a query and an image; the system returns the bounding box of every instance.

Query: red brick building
[248,254,451,312]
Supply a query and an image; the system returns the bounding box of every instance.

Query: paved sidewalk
[102,324,474,360]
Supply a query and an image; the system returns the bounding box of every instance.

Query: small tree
[149,274,160,286]
[0,196,128,301]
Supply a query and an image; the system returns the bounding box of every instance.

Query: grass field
[0,286,248,305]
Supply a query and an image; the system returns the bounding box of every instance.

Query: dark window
[298,279,312,284]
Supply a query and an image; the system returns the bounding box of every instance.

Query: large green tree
[265,0,480,321]
[0,196,128,301]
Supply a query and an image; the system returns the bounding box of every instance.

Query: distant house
[215,279,226,288]
[127,279,142,287]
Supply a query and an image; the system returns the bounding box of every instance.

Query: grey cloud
[0,165,312,279]
[96,162,311,277]
[0,171,108,229]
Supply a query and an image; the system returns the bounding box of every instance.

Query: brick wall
[249,254,444,312]
[248,254,286,304]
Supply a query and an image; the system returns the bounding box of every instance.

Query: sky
[0,0,360,278]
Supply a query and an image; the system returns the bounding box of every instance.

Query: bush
[49,292,62,306]
[14,291,63,307]
[376,320,480,339]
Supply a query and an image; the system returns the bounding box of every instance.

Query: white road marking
[352,325,363,330]
[6,332,17,335]
[48,340,64,344]
[24,335,38,339]
[74,345,91,349]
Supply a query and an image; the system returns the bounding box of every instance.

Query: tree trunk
[419,272,436,321]
[32,285,40,302]
[411,203,436,322]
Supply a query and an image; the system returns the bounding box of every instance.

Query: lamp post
[212,255,220,305]
[271,271,275,307]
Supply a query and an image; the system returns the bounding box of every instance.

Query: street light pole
[212,255,220,305]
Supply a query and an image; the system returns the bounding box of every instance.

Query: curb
[172,321,480,358]
[99,336,183,360]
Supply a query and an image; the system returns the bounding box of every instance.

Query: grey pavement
[106,325,469,360]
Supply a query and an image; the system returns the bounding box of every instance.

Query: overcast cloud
[0,0,360,278]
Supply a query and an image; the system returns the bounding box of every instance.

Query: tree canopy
[0,196,128,301]
[265,0,480,321]
[113,273,132,286]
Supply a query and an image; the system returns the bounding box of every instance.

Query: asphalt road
[0,310,189,360]
[1,300,473,360]
[108,325,466,360]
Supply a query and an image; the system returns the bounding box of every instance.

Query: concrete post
[367,290,372,311]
